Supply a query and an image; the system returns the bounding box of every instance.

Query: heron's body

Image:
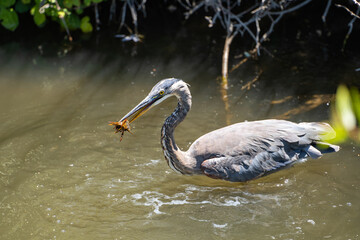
[116,78,339,182]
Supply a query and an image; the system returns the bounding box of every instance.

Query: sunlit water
[0,35,360,240]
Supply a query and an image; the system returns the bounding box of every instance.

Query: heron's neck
[161,92,195,174]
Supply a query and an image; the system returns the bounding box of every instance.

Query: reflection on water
[0,35,360,240]
[274,94,334,119]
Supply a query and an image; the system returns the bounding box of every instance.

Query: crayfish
[109,119,132,142]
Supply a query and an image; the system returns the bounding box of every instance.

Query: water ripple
[128,184,286,217]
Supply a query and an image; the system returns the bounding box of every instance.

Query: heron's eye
[159,90,165,95]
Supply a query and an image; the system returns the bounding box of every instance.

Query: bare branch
[269,0,312,15]
[322,0,332,23]
[94,3,101,31]
[335,4,360,20]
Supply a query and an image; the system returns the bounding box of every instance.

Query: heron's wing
[200,141,302,182]
[190,120,339,182]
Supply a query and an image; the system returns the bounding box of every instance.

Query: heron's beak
[119,95,161,123]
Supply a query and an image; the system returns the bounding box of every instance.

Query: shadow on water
[0,28,360,240]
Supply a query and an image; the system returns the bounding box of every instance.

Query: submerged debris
[109,119,132,141]
[114,34,143,42]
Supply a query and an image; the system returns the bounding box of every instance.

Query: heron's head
[119,78,190,123]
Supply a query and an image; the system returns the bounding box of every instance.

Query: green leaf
[80,16,92,33]
[0,0,16,8]
[332,123,348,144]
[350,87,360,124]
[336,85,356,131]
[15,0,32,13]
[63,0,73,8]
[30,5,35,15]
[21,0,31,4]
[75,7,83,14]
[63,0,80,8]
[0,7,19,31]
[57,10,65,18]
[45,7,58,17]
[72,0,80,7]
[63,8,71,14]
[34,9,46,26]
[66,13,80,30]
[84,0,91,7]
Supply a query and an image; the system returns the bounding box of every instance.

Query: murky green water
[1,34,360,240]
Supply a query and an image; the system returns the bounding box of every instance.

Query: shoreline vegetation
[1,1,360,73]
[1,1,359,78]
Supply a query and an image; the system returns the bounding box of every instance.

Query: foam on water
[128,185,284,217]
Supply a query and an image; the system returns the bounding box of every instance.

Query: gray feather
[187,119,339,182]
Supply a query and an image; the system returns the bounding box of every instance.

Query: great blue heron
[113,78,340,182]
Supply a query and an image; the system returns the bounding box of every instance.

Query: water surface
[0,34,359,240]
